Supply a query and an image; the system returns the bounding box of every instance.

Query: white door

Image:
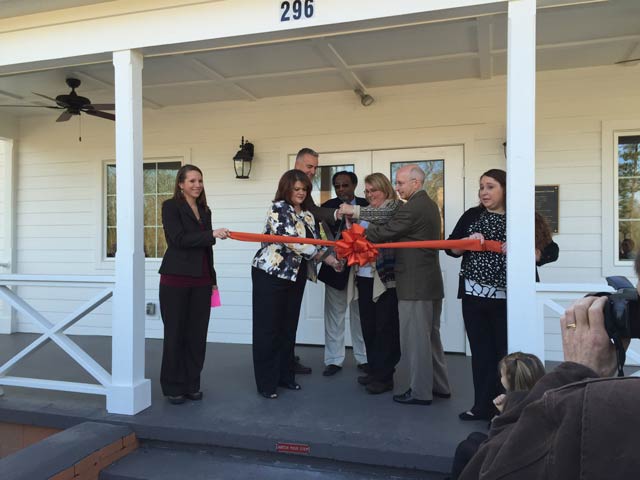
[291,147,466,353]
[289,151,372,345]
[371,146,466,352]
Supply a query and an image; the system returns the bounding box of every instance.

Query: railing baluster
[0,275,115,397]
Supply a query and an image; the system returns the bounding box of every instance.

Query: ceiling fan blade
[84,109,115,121]
[87,103,115,110]
[32,91,60,103]
[56,111,73,122]
[615,58,640,65]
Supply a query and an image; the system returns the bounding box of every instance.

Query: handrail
[0,274,115,287]
[536,282,639,366]
[536,282,614,293]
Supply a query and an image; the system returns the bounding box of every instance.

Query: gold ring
[566,323,577,329]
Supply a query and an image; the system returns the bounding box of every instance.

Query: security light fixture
[233,136,254,179]
[354,88,374,107]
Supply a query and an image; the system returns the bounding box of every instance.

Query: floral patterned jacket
[252,200,321,282]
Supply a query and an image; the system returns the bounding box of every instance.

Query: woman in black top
[446,169,507,421]
[158,164,229,405]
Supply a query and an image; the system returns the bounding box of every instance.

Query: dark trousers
[357,277,401,383]
[251,267,307,394]
[462,295,507,416]
[450,432,488,480]
[159,283,212,396]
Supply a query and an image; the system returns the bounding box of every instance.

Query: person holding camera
[457,258,640,480]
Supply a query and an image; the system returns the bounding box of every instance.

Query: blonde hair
[499,352,545,392]
[364,173,397,201]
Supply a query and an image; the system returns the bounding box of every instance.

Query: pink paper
[211,289,221,308]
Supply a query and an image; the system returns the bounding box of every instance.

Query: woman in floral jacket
[251,169,341,399]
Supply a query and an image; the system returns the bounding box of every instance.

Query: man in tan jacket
[363,165,450,405]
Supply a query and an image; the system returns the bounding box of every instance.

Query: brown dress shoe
[167,395,186,405]
[293,361,312,374]
[365,380,393,394]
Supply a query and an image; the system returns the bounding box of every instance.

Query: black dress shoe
[357,374,373,385]
[185,391,203,401]
[459,410,490,421]
[322,364,342,376]
[259,391,278,399]
[293,361,312,374]
[393,390,432,405]
[167,394,186,405]
[278,381,301,390]
[366,380,393,394]
[432,390,451,399]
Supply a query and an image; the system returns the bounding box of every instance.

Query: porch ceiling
[0,0,638,117]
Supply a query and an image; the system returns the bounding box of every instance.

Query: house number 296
[280,0,314,22]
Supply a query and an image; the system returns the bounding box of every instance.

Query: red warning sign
[276,442,311,455]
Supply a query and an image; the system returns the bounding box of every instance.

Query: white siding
[0,143,5,259]
[10,64,640,360]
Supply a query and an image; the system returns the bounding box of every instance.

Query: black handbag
[318,262,350,290]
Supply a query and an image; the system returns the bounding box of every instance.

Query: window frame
[602,121,640,277]
[97,155,184,267]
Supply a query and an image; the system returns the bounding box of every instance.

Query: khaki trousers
[394,299,450,401]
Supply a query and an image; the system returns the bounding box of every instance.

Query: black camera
[603,276,640,340]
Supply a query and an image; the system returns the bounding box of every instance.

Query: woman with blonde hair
[352,172,403,394]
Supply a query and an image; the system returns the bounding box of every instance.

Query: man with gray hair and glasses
[341,165,450,405]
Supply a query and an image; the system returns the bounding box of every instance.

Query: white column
[109,49,151,414]
[506,1,542,360]
[0,138,16,334]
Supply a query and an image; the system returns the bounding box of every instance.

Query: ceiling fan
[615,58,640,66]
[0,77,115,122]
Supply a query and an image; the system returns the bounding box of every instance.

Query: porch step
[100,441,448,480]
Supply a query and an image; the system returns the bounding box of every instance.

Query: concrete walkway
[0,333,487,474]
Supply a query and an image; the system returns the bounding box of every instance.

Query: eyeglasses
[364,188,379,195]
[333,183,351,189]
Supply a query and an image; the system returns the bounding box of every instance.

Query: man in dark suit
[318,171,369,376]
[365,165,450,405]
[295,148,337,226]
[291,147,337,374]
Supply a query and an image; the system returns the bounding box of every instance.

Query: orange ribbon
[229,225,503,267]
[335,224,378,267]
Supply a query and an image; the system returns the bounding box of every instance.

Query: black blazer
[158,198,217,283]
[317,196,368,290]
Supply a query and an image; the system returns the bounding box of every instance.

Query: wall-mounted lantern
[233,136,254,179]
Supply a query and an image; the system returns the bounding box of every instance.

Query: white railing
[0,275,115,398]
[537,283,640,365]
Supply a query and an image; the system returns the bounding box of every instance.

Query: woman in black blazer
[158,164,229,405]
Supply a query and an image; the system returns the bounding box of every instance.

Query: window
[617,134,640,262]
[105,161,181,259]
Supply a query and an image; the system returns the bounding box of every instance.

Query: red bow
[335,224,379,267]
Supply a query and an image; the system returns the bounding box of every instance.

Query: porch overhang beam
[0,1,506,69]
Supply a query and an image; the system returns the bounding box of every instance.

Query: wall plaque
[535,185,559,233]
